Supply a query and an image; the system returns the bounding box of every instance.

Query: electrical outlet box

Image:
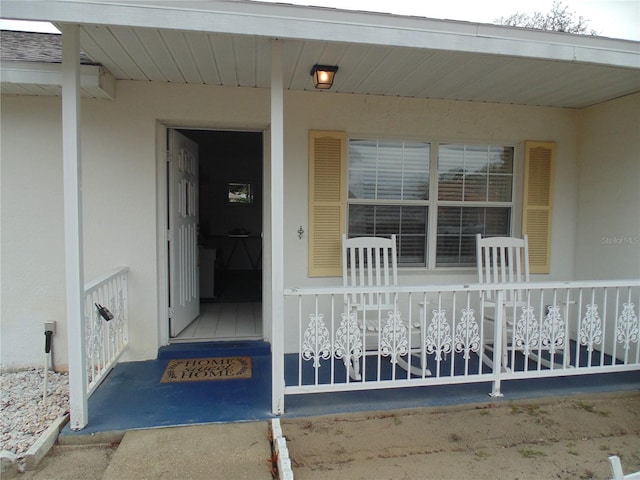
[44,321,56,335]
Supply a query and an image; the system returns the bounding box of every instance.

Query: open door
[168,129,200,337]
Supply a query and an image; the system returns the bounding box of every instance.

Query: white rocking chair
[476,234,569,372]
[476,234,530,372]
[341,234,429,380]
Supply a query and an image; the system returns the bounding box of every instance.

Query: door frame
[155,122,270,347]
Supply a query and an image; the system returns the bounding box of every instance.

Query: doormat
[161,357,252,383]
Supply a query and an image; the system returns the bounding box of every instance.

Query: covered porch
[1,0,638,433]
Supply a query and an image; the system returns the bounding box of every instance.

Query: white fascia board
[0,61,115,99]
[2,0,639,70]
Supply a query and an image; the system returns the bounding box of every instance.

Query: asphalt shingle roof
[0,30,97,64]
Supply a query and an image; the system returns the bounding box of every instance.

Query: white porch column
[62,24,88,430]
[270,39,285,415]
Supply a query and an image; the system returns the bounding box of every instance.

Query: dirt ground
[7,391,640,480]
[10,444,118,480]
[282,391,640,480]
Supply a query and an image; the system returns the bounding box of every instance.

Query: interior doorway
[169,128,264,343]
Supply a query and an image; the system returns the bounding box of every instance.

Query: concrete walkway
[103,422,273,480]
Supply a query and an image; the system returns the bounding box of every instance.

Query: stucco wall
[574,92,640,280]
[2,81,584,367]
[1,96,66,371]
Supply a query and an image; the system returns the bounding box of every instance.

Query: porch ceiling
[1,0,639,108]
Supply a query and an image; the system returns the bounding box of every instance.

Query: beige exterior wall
[0,80,591,367]
[574,92,640,280]
[1,96,66,370]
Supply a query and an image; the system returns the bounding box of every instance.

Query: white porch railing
[283,280,639,399]
[84,266,129,395]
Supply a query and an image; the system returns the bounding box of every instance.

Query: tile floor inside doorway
[174,269,263,342]
[174,301,262,341]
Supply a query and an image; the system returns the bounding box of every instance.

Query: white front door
[168,129,200,337]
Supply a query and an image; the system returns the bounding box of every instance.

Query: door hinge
[168,229,174,242]
[168,307,175,319]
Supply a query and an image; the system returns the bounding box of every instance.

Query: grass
[518,448,547,458]
[510,403,548,416]
[573,401,610,417]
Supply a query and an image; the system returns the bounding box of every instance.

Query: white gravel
[1,369,69,457]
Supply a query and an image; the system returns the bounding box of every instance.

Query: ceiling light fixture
[310,64,338,90]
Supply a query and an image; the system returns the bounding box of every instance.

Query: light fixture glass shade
[310,64,338,89]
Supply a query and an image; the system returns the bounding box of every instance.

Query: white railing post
[490,289,505,397]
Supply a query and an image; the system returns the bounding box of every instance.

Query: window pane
[436,236,477,266]
[438,206,462,236]
[398,235,426,265]
[464,173,488,201]
[348,204,427,265]
[348,140,378,199]
[403,142,430,200]
[464,145,488,174]
[348,204,374,237]
[348,205,400,237]
[489,146,513,174]
[400,206,428,234]
[488,175,512,202]
[439,144,513,203]
[460,208,487,235]
[483,208,511,236]
[436,207,511,266]
[372,205,401,235]
[349,139,429,201]
[438,145,464,201]
[377,142,403,199]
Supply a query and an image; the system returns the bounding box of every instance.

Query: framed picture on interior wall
[228,182,253,204]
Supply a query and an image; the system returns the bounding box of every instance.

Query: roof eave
[1,0,638,70]
[0,60,115,99]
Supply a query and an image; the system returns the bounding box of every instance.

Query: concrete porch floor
[59,340,640,441]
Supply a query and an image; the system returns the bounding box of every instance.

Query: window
[347,139,514,267]
[436,144,514,266]
[348,139,430,266]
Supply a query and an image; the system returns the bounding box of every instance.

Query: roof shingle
[0,30,97,64]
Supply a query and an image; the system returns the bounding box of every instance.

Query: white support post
[62,24,88,430]
[270,39,285,415]
[490,290,505,397]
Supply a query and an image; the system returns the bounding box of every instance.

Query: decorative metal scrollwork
[579,304,602,352]
[541,305,566,355]
[515,306,540,356]
[86,305,104,372]
[334,312,363,363]
[616,303,639,350]
[302,313,332,367]
[454,308,480,359]
[106,289,126,348]
[379,310,408,363]
[425,309,452,360]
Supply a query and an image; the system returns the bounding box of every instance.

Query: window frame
[346,137,518,270]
